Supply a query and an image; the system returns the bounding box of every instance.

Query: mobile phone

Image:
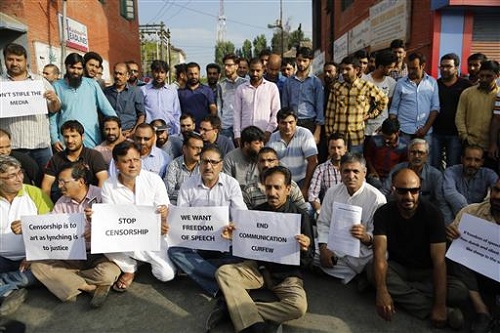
[88,197,98,208]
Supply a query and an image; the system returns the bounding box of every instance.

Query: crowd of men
[1,40,500,333]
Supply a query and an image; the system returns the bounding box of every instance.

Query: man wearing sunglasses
[371,168,467,329]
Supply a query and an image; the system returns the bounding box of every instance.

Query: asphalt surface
[1,264,465,333]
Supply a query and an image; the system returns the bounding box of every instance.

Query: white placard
[333,33,348,64]
[446,214,500,282]
[0,80,47,118]
[327,202,362,258]
[232,210,301,266]
[167,206,230,252]
[21,213,86,260]
[348,19,370,54]
[91,204,160,254]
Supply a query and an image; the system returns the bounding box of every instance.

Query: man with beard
[199,115,235,157]
[51,53,116,150]
[140,60,181,135]
[443,144,498,219]
[164,131,203,205]
[446,179,500,332]
[179,113,196,135]
[104,62,145,139]
[431,54,473,169]
[282,47,324,144]
[370,168,467,329]
[308,132,346,213]
[150,118,183,160]
[173,63,187,90]
[126,60,146,87]
[381,138,452,223]
[223,126,265,190]
[0,43,61,170]
[389,53,439,143]
[389,39,408,81]
[83,52,105,89]
[237,58,250,78]
[218,54,247,139]
[264,53,286,96]
[94,116,125,166]
[178,62,217,129]
[233,58,280,146]
[242,147,308,212]
[464,53,487,85]
[41,120,108,201]
[206,63,221,104]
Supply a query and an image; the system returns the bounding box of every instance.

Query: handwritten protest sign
[446,214,500,282]
[327,202,362,258]
[232,210,301,266]
[21,213,86,260]
[167,206,230,252]
[0,80,47,118]
[91,204,160,254]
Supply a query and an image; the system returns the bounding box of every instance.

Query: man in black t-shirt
[370,168,467,329]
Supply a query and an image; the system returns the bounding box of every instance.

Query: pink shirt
[233,78,280,138]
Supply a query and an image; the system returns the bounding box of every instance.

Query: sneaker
[471,313,492,333]
[447,307,464,330]
[0,289,28,317]
[90,285,111,309]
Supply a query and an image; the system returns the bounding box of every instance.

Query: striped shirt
[494,89,500,115]
[164,155,200,205]
[307,159,341,203]
[325,78,388,146]
[266,126,318,182]
[0,73,55,149]
[52,185,101,214]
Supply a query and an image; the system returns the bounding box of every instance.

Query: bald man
[264,54,286,96]
[370,168,467,329]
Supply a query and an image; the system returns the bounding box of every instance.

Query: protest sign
[167,206,230,252]
[21,213,86,260]
[0,80,47,118]
[91,204,160,253]
[232,210,301,266]
[446,214,500,282]
[327,202,362,258]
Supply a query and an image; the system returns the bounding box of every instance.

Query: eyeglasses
[199,127,214,133]
[200,159,222,166]
[394,187,421,195]
[0,169,23,180]
[57,179,75,185]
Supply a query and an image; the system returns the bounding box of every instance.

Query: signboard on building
[333,33,348,63]
[58,14,89,52]
[369,0,411,51]
[312,50,325,76]
[348,19,370,54]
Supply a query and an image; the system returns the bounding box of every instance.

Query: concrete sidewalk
[4,267,458,333]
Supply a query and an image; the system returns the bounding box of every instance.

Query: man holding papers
[212,166,314,332]
[30,162,120,308]
[316,153,386,285]
[1,156,53,316]
[101,141,175,291]
[371,168,467,329]
[446,180,500,333]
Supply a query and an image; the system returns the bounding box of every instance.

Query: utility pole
[139,23,170,79]
[267,0,284,58]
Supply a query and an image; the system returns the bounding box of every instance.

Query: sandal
[112,272,135,292]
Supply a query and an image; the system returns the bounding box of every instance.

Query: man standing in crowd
[465,53,487,85]
[389,39,408,81]
[237,58,249,78]
[150,119,183,160]
[94,116,125,167]
[432,53,473,169]
[51,53,116,150]
[179,113,196,135]
[264,53,287,96]
[173,63,187,90]
[1,43,61,169]
[178,62,217,129]
[42,64,60,84]
[389,53,439,143]
[140,60,181,134]
[206,63,221,103]
[234,58,280,145]
[218,54,247,139]
[282,47,324,144]
[126,60,146,87]
[83,52,103,80]
[104,62,145,139]
[199,115,234,157]
[281,58,296,78]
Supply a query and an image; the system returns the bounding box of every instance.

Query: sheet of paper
[446,213,500,282]
[1,80,47,118]
[327,202,362,258]
[166,206,230,252]
[91,204,160,253]
[21,213,86,260]
[232,210,301,266]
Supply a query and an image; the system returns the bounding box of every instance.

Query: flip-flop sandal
[112,273,134,292]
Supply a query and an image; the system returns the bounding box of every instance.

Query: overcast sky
[138,0,312,73]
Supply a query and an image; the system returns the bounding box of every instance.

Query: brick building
[312,0,500,77]
[0,0,141,82]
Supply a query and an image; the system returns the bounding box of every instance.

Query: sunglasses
[394,187,421,195]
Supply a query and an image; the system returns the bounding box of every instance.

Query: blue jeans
[431,134,462,170]
[0,256,36,297]
[13,147,52,170]
[167,247,241,297]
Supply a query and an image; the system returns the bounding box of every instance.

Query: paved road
[5,267,458,333]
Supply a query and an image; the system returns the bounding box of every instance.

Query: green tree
[214,41,236,66]
[271,29,289,56]
[252,35,268,57]
[288,25,310,49]
[241,39,253,59]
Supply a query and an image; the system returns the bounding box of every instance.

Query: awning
[0,12,27,32]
